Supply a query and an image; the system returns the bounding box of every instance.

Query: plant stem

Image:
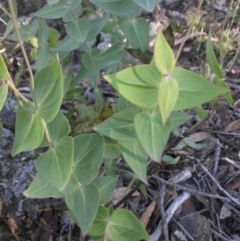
[42,119,52,144]
[7,79,29,102]
[8,0,35,90]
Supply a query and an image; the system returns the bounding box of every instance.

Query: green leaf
[88,205,109,238]
[31,44,55,71]
[115,96,135,112]
[32,0,69,19]
[206,34,223,79]
[169,111,192,131]
[183,138,205,150]
[94,108,139,142]
[87,15,108,41]
[24,175,63,198]
[12,104,44,156]
[133,0,162,12]
[158,76,179,124]
[82,49,100,81]
[104,66,161,109]
[193,106,209,118]
[104,137,121,159]
[93,43,126,69]
[68,0,82,11]
[65,183,99,235]
[48,27,60,47]
[37,19,49,43]
[0,54,9,111]
[154,30,175,75]
[66,17,89,43]
[172,67,227,110]
[92,176,119,204]
[35,136,73,191]
[121,17,149,52]
[89,0,139,16]
[34,58,63,122]
[2,20,13,41]
[63,5,82,22]
[119,141,148,184]
[8,21,38,42]
[162,155,180,164]
[214,77,232,105]
[134,108,171,162]
[47,0,60,6]
[72,134,104,185]
[47,111,70,141]
[51,35,81,51]
[108,209,150,241]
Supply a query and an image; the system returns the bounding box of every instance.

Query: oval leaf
[24,175,63,198]
[154,30,175,75]
[119,141,148,184]
[47,111,70,142]
[158,76,179,124]
[173,67,227,110]
[32,1,69,19]
[94,108,139,142]
[34,58,63,122]
[135,109,171,162]
[51,35,81,51]
[82,49,100,81]
[87,15,108,41]
[65,183,99,235]
[89,0,139,16]
[104,66,161,109]
[169,111,192,131]
[12,104,44,156]
[92,176,119,204]
[73,134,104,185]
[206,34,223,79]
[93,43,127,69]
[121,17,149,52]
[104,137,121,159]
[66,17,89,43]
[133,0,162,12]
[108,209,150,241]
[88,205,109,238]
[35,136,73,191]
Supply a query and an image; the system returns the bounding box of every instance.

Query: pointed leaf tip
[158,76,179,124]
[154,30,175,75]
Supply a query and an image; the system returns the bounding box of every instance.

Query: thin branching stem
[8,0,35,90]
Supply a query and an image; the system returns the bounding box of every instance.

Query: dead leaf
[224,119,240,132]
[226,180,240,190]
[111,187,140,205]
[140,200,157,228]
[219,204,232,219]
[8,217,19,234]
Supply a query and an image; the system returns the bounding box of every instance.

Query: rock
[171,213,212,241]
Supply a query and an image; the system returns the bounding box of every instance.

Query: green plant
[0,0,231,240]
